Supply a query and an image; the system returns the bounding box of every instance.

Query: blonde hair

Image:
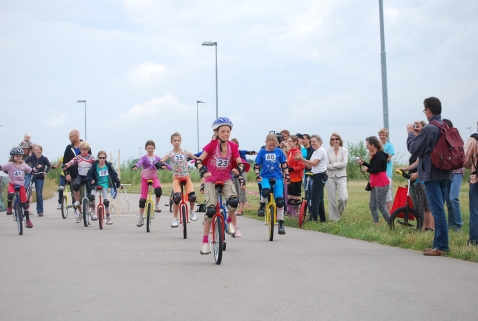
[97,150,107,158]
[79,141,90,150]
[329,132,343,147]
[24,133,31,139]
[171,132,181,142]
[266,133,278,144]
[378,128,389,137]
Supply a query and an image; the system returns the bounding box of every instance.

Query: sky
[1,0,477,167]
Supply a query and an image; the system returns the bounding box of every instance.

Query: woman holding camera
[294,135,328,222]
[356,136,390,225]
[326,133,348,221]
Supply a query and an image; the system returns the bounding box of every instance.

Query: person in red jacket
[286,135,305,206]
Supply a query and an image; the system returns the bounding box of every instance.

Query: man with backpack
[464,122,478,247]
[406,97,454,256]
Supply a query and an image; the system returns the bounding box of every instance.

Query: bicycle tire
[15,203,23,235]
[180,204,187,239]
[61,196,68,219]
[146,202,152,233]
[298,200,307,227]
[389,207,422,230]
[212,216,223,265]
[82,198,89,227]
[269,205,275,241]
[98,206,104,230]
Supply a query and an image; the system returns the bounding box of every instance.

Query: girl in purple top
[0,147,35,228]
[131,140,171,227]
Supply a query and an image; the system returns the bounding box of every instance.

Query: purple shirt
[135,155,171,179]
[0,162,33,186]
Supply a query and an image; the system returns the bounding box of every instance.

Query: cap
[20,142,31,149]
[296,133,304,139]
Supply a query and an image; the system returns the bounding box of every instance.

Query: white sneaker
[90,212,97,221]
[137,216,144,227]
[76,213,82,223]
[171,218,179,228]
[227,222,236,235]
[200,243,210,255]
[106,215,113,225]
[233,227,242,238]
[155,203,161,212]
[73,201,80,208]
[57,203,62,210]
[190,210,197,221]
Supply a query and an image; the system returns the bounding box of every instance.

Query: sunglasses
[331,138,340,141]
[98,157,106,159]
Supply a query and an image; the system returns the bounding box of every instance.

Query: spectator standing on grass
[378,128,395,213]
[326,133,348,221]
[302,134,314,172]
[356,136,390,225]
[407,97,452,256]
[230,138,255,216]
[464,121,478,247]
[24,145,51,217]
[296,133,308,158]
[294,135,328,223]
[442,119,464,232]
[279,130,290,155]
[286,135,305,207]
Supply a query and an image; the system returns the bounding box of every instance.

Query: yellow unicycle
[144,180,155,233]
[264,178,277,242]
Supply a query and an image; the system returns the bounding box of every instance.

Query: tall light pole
[77,100,87,140]
[378,0,389,139]
[196,100,205,152]
[202,41,218,118]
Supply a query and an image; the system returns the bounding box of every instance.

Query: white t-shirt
[311,147,328,174]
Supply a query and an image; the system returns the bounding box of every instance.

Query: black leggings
[310,173,326,222]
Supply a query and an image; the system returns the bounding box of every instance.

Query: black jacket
[362,151,388,174]
[86,161,121,192]
[25,155,51,180]
[62,141,91,178]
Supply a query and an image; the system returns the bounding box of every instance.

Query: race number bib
[216,158,229,169]
[78,167,84,174]
[265,153,276,162]
[149,158,155,164]
[14,170,23,177]
[98,170,108,177]
[174,154,185,162]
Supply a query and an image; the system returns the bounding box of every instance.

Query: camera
[269,130,283,143]
[413,123,418,129]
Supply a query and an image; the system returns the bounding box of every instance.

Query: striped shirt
[66,154,96,177]
[464,134,478,172]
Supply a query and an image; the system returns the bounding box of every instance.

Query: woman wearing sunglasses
[86,151,121,225]
[326,133,348,221]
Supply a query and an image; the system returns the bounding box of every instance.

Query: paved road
[1,194,477,321]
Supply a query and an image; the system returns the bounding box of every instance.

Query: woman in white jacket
[326,133,348,221]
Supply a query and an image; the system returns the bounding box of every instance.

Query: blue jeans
[424,180,451,251]
[24,173,32,190]
[446,173,463,230]
[469,181,478,243]
[32,177,45,214]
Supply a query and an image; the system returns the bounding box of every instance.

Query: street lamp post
[77,100,87,140]
[196,100,205,152]
[202,41,218,118]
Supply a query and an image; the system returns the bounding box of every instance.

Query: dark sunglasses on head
[98,157,106,159]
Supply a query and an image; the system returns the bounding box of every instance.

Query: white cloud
[43,114,67,127]
[112,94,190,125]
[125,62,166,85]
